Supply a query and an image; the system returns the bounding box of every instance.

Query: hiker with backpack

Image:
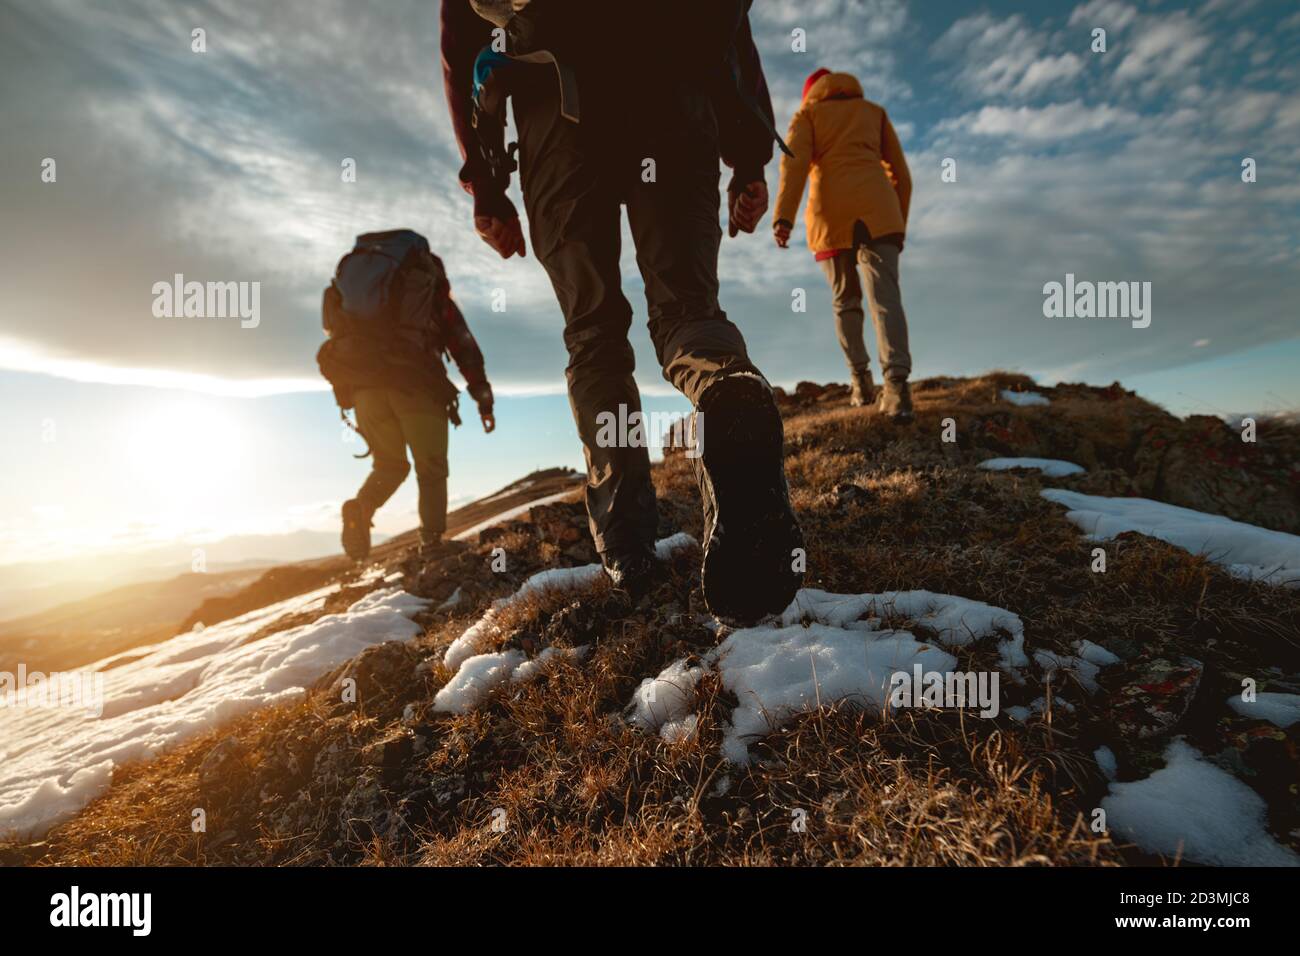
[773,68,916,424]
[438,0,804,624]
[317,229,495,562]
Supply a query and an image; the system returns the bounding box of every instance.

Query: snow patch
[1000,389,1050,407]
[442,534,698,670]
[781,589,1029,673]
[1094,745,1118,781]
[434,645,590,715]
[660,713,699,743]
[441,565,602,671]
[0,584,428,840]
[511,645,588,683]
[1226,692,1300,728]
[1102,739,1298,866]
[1033,649,1101,693]
[443,573,1041,768]
[433,650,526,715]
[628,659,705,735]
[653,532,697,559]
[979,457,1084,477]
[714,624,957,765]
[628,588,1025,764]
[1075,639,1121,666]
[1042,489,1300,586]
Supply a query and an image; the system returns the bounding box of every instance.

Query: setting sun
[122,401,245,510]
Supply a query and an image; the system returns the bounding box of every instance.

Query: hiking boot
[877,376,914,424]
[849,367,876,407]
[603,547,663,603]
[691,374,804,625]
[340,499,373,561]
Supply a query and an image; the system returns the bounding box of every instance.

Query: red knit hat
[802,68,831,99]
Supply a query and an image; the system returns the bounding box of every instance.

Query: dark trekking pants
[513,70,762,559]
[353,386,450,542]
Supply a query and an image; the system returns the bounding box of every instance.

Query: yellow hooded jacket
[774,72,911,255]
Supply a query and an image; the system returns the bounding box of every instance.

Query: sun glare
[123,401,246,510]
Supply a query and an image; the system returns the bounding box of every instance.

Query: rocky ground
[6,372,1297,866]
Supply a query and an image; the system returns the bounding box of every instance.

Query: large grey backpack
[317,229,457,411]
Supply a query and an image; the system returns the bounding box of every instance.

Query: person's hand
[480,408,496,433]
[727,180,768,237]
[773,219,792,249]
[474,215,526,259]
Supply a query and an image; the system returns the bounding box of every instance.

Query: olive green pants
[353,387,449,541]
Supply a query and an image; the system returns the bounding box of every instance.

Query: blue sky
[1,0,1298,570]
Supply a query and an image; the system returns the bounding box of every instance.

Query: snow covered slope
[1042,489,1300,586]
[0,584,429,839]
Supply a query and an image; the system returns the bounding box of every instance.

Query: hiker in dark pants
[439,1,803,624]
[318,231,495,562]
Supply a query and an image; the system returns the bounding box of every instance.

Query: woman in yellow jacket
[773,68,914,422]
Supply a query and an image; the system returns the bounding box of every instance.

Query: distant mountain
[0,529,349,623]
[0,468,583,675]
[0,566,271,673]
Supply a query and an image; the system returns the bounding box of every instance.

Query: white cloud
[1016,53,1085,96]
[1218,90,1281,132]
[1,0,1296,409]
[0,336,325,397]
[752,0,912,113]
[1068,1,1139,32]
[939,100,1140,141]
[1276,96,1300,130]
[934,13,1084,99]
[1113,13,1212,89]
[0,0,568,393]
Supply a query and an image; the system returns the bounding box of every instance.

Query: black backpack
[317,230,458,410]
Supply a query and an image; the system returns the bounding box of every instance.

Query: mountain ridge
[5,374,1298,866]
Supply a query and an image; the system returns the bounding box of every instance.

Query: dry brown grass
[8,372,1297,867]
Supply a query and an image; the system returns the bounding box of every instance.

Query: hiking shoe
[603,547,663,603]
[877,376,914,424]
[692,374,804,625]
[849,367,876,407]
[340,499,372,561]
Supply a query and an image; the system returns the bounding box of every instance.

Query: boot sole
[696,378,804,625]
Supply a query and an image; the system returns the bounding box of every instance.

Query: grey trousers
[818,240,912,379]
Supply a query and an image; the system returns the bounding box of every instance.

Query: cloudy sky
[1,0,1298,572]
